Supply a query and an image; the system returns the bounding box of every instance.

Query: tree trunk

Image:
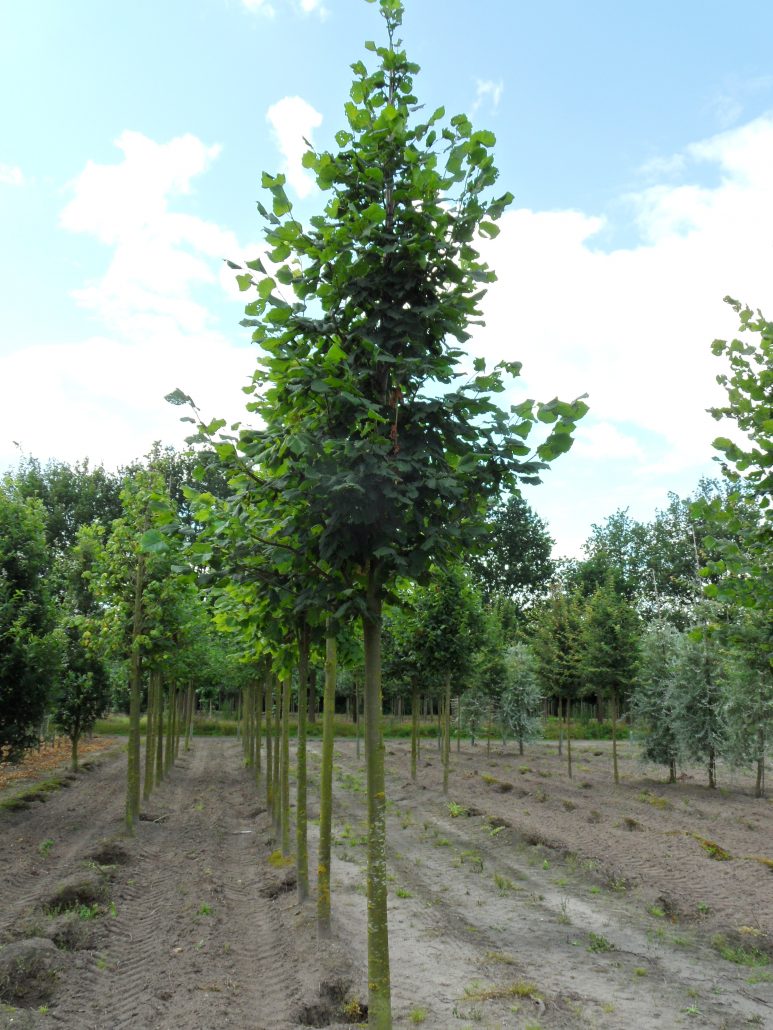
[255,675,263,788]
[272,677,281,832]
[756,728,765,798]
[143,669,157,800]
[518,736,524,756]
[265,674,273,811]
[309,668,318,724]
[184,682,194,753]
[566,696,573,780]
[669,758,677,784]
[557,695,563,757]
[242,686,251,766]
[70,731,80,773]
[296,625,310,901]
[611,692,620,786]
[456,695,461,754]
[410,684,418,782]
[708,745,717,789]
[355,678,361,761]
[442,674,451,795]
[165,682,176,776]
[155,680,164,785]
[281,676,291,857]
[362,569,391,1029]
[318,621,336,935]
[125,554,145,833]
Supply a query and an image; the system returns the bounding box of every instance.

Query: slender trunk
[155,680,164,785]
[456,695,461,754]
[669,757,677,784]
[165,682,176,776]
[362,569,391,1029]
[442,674,451,795]
[184,683,194,752]
[355,679,361,760]
[486,704,492,755]
[318,622,337,935]
[557,696,563,757]
[255,675,263,788]
[265,675,274,811]
[175,687,183,759]
[755,728,765,798]
[70,731,80,773]
[143,670,157,800]
[126,554,145,833]
[708,745,717,789]
[242,686,251,765]
[566,696,573,780]
[309,669,318,724]
[611,692,620,786]
[272,677,281,832]
[410,684,418,782]
[281,677,291,857]
[296,625,310,901]
[519,736,524,756]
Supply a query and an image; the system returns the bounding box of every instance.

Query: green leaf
[165,388,194,407]
[140,529,168,555]
[236,274,253,292]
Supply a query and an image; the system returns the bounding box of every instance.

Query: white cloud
[0,163,24,186]
[240,0,328,17]
[472,79,503,114]
[298,0,329,17]
[574,422,644,461]
[241,0,276,16]
[0,133,255,471]
[473,115,773,552]
[266,96,323,199]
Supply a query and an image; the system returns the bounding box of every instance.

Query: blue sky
[2,0,773,555]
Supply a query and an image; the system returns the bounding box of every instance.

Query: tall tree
[633,619,683,782]
[174,1,586,1023]
[531,587,584,777]
[467,494,554,615]
[581,578,640,784]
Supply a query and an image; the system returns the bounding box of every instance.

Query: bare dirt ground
[1,734,772,1029]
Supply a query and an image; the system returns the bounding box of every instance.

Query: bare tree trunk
[756,728,765,798]
[362,569,391,1029]
[442,675,451,794]
[611,692,620,786]
[296,625,310,902]
[410,684,418,782]
[566,696,573,780]
[155,679,164,785]
[143,670,157,800]
[255,675,263,788]
[272,677,281,832]
[318,621,337,935]
[280,677,291,857]
[265,675,273,811]
[126,554,145,833]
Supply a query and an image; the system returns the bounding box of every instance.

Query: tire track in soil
[0,748,126,943]
[320,741,773,1029]
[46,739,305,1030]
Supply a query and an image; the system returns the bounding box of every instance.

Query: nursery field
[0,736,771,1029]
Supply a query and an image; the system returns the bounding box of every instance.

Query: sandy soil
[1,735,772,1029]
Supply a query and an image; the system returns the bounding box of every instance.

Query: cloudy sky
[2,0,772,556]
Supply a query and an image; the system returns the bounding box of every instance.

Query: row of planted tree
[1,1,769,1025]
